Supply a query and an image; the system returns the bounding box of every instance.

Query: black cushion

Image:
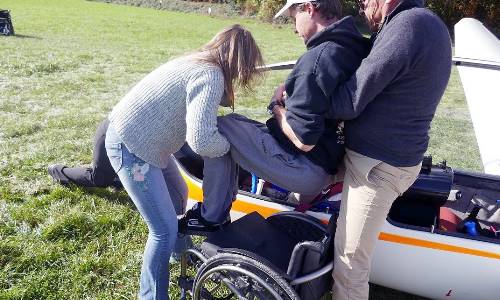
[201,212,298,272]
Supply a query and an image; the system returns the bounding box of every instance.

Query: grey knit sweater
[109,57,230,168]
[330,0,451,167]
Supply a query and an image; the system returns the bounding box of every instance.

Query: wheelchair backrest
[281,213,336,300]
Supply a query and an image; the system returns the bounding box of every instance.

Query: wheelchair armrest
[286,241,325,278]
[290,261,334,286]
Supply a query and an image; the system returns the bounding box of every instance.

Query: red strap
[295,202,313,213]
[294,182,343,213]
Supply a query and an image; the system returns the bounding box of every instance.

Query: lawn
[0,0,481,299]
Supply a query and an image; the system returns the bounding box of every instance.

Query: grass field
[0,0,481,299]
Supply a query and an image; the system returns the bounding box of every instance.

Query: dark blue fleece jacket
[267,16,370,174]
[330,0,452,167]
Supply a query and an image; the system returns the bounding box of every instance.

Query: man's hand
[268,84,287,115]
[272,84,287,106]
[271,103,286,122]
[272,105,315,152]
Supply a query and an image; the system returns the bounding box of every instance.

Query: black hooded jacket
[267,16,370,174]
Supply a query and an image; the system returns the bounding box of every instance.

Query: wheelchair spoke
[206,277,237,300]
[222,277,248,300]
[193,253,299,300]
[207,281,224,294]
[196,270,239,300]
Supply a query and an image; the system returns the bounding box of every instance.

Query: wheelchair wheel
[193,252,299,300]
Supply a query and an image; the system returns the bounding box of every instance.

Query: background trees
[191,0,499,36]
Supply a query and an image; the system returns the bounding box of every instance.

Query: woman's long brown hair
[195,24,265,109]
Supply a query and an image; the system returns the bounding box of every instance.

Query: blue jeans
[105,124,179,300]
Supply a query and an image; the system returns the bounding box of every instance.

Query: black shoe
[178,203,230,236]
[48,164,72,185]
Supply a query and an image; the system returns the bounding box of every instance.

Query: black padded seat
[201,212,303,273]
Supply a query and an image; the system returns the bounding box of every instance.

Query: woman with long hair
[105,24,264,299]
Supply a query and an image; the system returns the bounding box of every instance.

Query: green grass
[0,0,480,299]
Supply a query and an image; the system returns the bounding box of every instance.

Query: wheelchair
[177,210,336,300]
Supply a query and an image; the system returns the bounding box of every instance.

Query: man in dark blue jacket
[179,0,370,233]
[328,1,452,299]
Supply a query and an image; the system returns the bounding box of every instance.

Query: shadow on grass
[10,34,41,39]
[49,183,136,210]
[79,186,136,209]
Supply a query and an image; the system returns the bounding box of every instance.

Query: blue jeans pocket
[106,142,123,172]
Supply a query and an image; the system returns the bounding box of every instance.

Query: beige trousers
[332,149,421,300]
